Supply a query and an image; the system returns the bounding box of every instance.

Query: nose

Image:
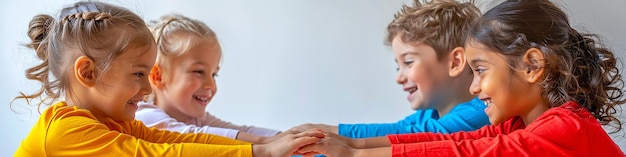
[203,76,217,92]
[140,76,152,95]
[396,69,407,85]
[469,76,480,96]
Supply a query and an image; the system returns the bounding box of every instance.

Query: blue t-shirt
[295,97,489,157]
[338,97,489,138]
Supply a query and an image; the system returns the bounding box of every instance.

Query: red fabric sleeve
[388,117,524,144]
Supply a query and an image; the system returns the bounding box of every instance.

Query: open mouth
[407,87,417,94]
[483,99,493,106]
[127,100,139,105]
[193,95,209,103]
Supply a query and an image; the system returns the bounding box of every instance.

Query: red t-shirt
[388,101,624,157]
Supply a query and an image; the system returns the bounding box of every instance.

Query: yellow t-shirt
[14,102,252,156]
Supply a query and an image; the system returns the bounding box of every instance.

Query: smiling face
[154,37,221,120]
[465,41,541,125]
[391,35,451,110]
[81,44,157,121]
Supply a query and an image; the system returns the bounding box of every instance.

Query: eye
[133,72,145,78]
[473,66,486,74]
[193,70,205,75]
[403,60,414,66]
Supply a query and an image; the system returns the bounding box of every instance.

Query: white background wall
[1,0,625,156]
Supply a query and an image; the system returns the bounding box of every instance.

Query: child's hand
[297,133,357,157]
[259,128,301,144]
[291,123,338,134]
[253,129,325,157]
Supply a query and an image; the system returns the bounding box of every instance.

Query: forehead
[112,44,157,70]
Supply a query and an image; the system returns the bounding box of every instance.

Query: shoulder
[135,101,171,122]
[526,101,598,135]
[44,102,100,125]
[451,97,487,111]
[445,97,488,119]
[44,102,111,139]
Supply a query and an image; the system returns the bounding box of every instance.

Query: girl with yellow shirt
[13,1,323,156]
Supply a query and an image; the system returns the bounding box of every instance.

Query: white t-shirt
[135,101,280,138]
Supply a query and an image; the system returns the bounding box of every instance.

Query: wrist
[350,146,363,157]
[252,144,270,157]
[350,138,365,149]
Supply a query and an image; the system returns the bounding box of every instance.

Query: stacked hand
[254,128,326,157]
[291,123,338,134]
[296,132,358,157]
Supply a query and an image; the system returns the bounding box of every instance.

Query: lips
[405,86,418,102]
[127,99,141,109]
[193,95,210,103]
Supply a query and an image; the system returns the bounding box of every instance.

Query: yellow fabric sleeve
[14,102,253,157]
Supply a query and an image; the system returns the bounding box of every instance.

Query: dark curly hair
[468,0,625,133]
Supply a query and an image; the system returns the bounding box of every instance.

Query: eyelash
[193,70,219,78]
[193,70,205,75]
[133,72,145,78]
[474,67,486,74]
[396,61,414,71]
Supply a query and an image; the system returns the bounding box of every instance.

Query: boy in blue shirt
[292,0,489,138]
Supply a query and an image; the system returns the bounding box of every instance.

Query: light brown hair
[386,0,480,60]
[146,13,219,101]
[14,1,153,111]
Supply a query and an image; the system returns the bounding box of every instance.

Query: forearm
[351,136,391,149]
[237,132,267,144]
[354,147,392,157]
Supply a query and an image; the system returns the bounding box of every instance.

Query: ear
[74,56,97,87]
[448,47,467,77]
[149,64,164,89]
[522,48,546,83]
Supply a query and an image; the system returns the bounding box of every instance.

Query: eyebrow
[469,58,489,65]
[133,64,151,69]
[395,51,418,63]
[191,61,220,70]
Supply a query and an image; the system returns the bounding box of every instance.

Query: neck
[155,96,192,122]
[436,91,474,116]
[436,75,475,116]
[520,101,550,125]
[65,93,108,123]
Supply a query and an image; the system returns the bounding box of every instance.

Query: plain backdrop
[1,0,625,155]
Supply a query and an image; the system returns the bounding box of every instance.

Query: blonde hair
[147,13,219,101]
[13,1,153,112]
[386,0,480,60]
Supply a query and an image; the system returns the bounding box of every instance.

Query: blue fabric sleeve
[338,97,489,138]
[338,109,438,138]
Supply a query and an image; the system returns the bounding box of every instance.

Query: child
[13,1,322,156]
[298,0,625,156]
[134,13,285,144]
[292,0,489,138]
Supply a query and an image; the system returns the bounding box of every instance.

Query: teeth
[193,95,209,103]
[484,100,493,106]
[127,100,137,104]
[408,88,417,93]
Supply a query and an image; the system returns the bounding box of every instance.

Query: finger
[293,129,325,139]
[301,152,320,157]
[292,136,321,149]
[298,143,325,155]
